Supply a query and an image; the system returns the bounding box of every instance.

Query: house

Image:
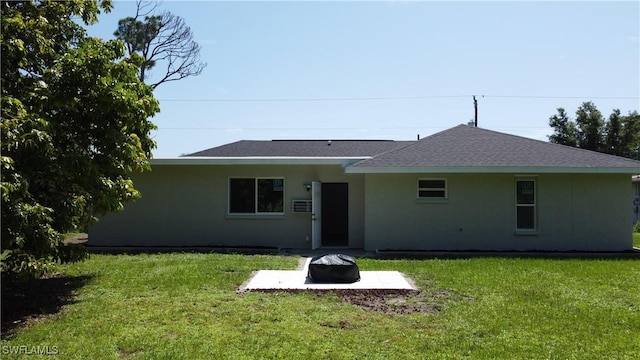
[89,125,640,252]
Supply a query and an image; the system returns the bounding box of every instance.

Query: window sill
[416,198,449,204]
[514,230,539,236]
[226,214,286,220]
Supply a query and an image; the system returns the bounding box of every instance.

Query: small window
[418,178,447,199]
[515,179,536,231]
[229,178,284,214]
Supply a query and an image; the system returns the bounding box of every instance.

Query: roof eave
[151,157,371,166]
[344,166,640,174]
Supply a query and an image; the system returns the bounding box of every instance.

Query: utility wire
[158,94,638,102]
[157,125,553,130]
[159,95,470,102]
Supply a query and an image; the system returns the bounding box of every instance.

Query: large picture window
[515,179,536,231]
[229,178,284,214]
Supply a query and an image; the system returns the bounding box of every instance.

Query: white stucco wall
[363,173,633,251]
[90,166,633,251]
[633,179,640,224]
[89,164,365,249]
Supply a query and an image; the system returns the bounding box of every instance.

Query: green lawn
[2,253,639,359]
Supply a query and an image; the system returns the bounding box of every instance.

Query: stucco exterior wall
[91,166,633,251]
[363,173,633,251]
[633,179,640,224]
[89,164,365,249]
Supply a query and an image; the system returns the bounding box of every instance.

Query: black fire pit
[307,254,361,283]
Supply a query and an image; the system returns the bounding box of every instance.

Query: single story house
[90,124,640,252]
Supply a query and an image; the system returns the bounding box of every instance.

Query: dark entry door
[321,183,349,247]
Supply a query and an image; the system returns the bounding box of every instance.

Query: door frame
[311,181,349,249]
[311,181,322,250]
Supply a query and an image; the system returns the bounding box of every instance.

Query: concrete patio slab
[241,258,417,291]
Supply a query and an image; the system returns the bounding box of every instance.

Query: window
[417,178,447,199]
[515,179,536,231]
[229,178,284,214]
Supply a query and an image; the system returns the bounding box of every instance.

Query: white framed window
[417,178,447,200]
[229,178,285,214]
[515,179,536,231]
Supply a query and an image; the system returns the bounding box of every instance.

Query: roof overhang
[151,156,371,166]
[345,166,640,174]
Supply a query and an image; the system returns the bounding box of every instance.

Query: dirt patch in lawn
[245,288,472,315]
[334,289,459,314]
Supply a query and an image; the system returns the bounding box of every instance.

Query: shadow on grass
[1,274,92,337]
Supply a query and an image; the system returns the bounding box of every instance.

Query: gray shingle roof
[184,140,414,157]
[349,124,640,171]
[180,125,640,173]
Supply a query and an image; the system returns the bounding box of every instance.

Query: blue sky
[87,1,640,158]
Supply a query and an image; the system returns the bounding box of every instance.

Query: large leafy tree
[113,0,206,88]
[574,101,604,151]
[548,102,640,160]
[548,107,578,147]
[1,0,160,278]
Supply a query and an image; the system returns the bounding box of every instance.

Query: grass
[2,253,639,359]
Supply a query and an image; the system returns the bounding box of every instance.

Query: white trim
[152,157,371,166]
[346,166,640,174]
[515,178,537,232]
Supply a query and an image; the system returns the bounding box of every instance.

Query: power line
[485,95,638,100]
[158,95,470,102]
[157,126,445,130]
[156,125,553,131]
[158,94,638,102]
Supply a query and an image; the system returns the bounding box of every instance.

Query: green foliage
[114,15,162,77]
[548,101,640,159]
[1,0,159,278]
[2,254,639,358]
[112,1,206,88]
[575,101,604,151]
[548,107,578,146]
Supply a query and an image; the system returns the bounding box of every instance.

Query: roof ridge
[472,125,640,164]
[348,124,640,170]
[271,139,398,142]
[347,139,420,166]
[349,124,467,166]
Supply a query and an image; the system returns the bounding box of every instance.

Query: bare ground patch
[242,288,473,315]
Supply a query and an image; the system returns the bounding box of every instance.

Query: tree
[548,102,640,160]
[619,112,640,160]
[548,108,578,147]
[1,0,160,278]
[604,109,623,156]
[575,101,604,151]
[113,0,206,89]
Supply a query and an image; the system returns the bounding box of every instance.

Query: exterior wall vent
[292,200,312,213]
